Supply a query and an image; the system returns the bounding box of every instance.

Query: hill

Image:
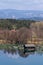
[0,9,43,21]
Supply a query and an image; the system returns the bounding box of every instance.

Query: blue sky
[0,0,43,10]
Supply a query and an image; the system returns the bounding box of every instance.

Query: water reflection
[36,45,43,55]
[5,52,19,59]
[1,47,36,58]
[18,48,35,58]
[3,50,35,58]
[0,45,43,58]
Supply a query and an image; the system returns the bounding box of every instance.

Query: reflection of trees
[3,48,17,55]
[36,45,43,55]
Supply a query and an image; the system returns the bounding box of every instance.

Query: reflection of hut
[19,52,29,58]
[18,48,35,58]
[18,49,29,58]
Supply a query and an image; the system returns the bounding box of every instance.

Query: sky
[0,0,43,10]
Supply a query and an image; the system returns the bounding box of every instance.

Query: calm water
[0,46,43,65]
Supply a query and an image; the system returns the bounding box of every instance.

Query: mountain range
[0,9,43,21]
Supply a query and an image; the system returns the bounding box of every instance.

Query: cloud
[39,14,43,17]
[25,12,38,17]
[0,0,43,10]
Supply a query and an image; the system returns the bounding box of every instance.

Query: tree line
[0,19,36,30]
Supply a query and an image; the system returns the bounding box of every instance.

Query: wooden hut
[24,44,36,52]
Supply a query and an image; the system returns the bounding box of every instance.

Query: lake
[0,45,43,65]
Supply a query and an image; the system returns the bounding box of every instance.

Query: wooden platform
[24,44,35,47]
[24,44,36,52]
